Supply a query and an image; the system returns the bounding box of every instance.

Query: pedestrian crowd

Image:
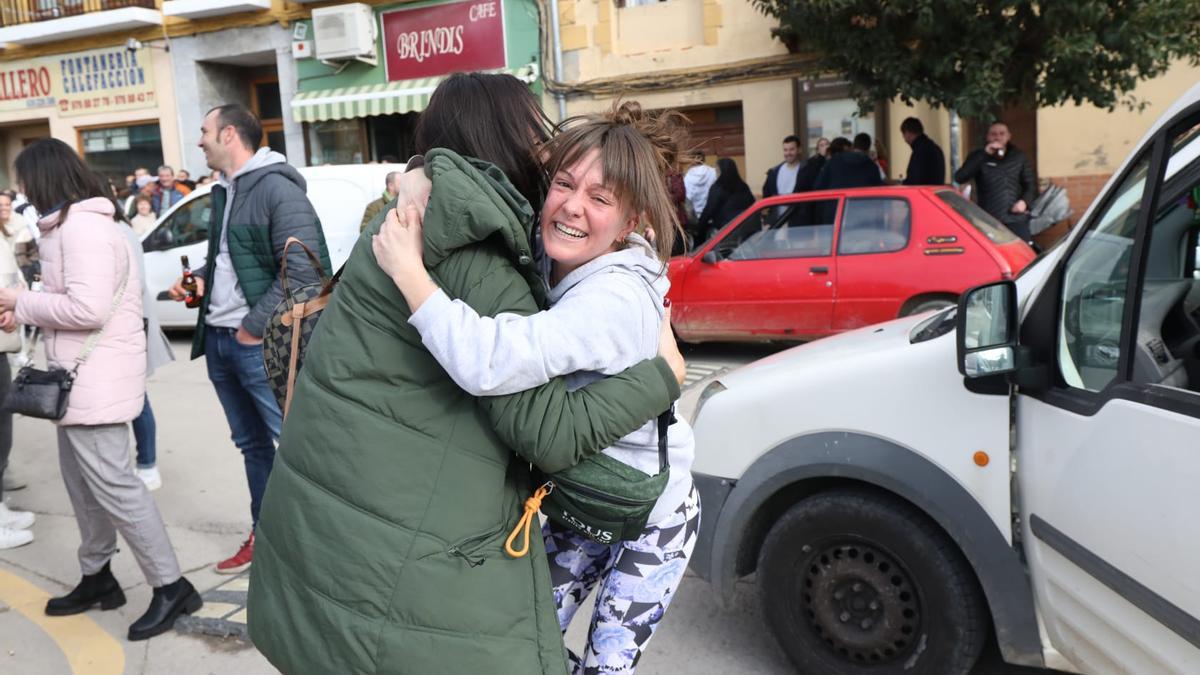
[0,73,701,674]
[0,68,1048,673]
[675,115,1038,248]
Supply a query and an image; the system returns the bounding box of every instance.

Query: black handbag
[2,242,130,420]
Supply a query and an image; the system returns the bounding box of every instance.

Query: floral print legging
[543,485,701,675]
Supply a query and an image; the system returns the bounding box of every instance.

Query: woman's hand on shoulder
[0,311,16,333]
[373,204,439,312]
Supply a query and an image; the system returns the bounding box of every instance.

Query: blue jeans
[132,396,156,469]
[204,326,283,527]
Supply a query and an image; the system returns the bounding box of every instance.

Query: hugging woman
[247,73,683,674]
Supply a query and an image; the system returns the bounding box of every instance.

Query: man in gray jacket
[169,103,328,574]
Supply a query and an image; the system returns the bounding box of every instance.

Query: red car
[668,186,1036,342]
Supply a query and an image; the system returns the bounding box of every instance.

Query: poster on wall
[56,46,157,118]
[0,60,55,113]
[381,0,507,82]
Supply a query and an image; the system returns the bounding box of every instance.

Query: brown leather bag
[262,237,340,418]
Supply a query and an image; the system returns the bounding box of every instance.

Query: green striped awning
[291,63,540,123]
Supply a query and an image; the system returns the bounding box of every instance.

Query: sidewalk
[0,337,749,675]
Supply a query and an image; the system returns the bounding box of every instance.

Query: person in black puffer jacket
[954,121,1036,241]
[814,134,884,191]
[697,158,756,243]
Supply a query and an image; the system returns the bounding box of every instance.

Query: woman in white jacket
[0,232,33,550]
[374,102,698,675]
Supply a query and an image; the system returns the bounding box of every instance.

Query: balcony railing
[0,0,156,27]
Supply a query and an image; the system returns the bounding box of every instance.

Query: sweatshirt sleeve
[408,273,652,397]
[436,258,679,475]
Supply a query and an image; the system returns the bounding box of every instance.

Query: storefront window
[80,123,163,188]
[306,119,364,165]
[805,98,876,156]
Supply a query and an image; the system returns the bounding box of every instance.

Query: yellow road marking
[0,568,124,675]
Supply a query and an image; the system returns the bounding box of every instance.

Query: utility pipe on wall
[549,0,567,122]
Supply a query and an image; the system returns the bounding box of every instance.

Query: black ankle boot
[45,561,126,616]
[127,576,202,641]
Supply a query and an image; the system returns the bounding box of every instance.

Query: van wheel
[902,298,956,316]
[758,489,986,675]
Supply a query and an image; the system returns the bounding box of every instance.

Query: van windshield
[935,190,1019,245]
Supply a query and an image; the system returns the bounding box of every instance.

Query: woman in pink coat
[0,139,200,641]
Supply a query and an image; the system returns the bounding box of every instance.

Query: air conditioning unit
[312,3,377,65]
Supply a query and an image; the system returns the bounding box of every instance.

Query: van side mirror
[702,251,720,264]
[957,281,1018,378]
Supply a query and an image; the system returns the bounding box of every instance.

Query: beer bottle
[180,255,201,309]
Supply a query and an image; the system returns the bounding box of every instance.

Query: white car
[141,163,398,329]
[689,83,1200,674]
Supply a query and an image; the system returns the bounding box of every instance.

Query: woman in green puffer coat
[247,73,683,675]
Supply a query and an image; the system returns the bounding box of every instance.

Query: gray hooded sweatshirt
[409,233,695,525]
[206,148,288,329]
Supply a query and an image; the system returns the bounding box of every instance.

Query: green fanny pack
[506,409,674,555]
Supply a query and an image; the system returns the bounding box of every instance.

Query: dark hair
[714,157,747,192]
[853,133,872,152]
[14,138,123,225]
[829,137,852,155]
[783,135,800,146]
[415,72,551,209]
[207,103,263,150]
[542,101,689,262]
[900,117,924,135]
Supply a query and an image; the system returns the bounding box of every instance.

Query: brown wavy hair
[542,101,689,263]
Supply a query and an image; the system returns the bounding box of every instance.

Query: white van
[140,163,397,328]
[689,83,1200,674]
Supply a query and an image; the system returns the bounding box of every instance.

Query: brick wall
[1035,172,1111,248]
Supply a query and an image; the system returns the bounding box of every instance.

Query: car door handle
[810,266,829,274]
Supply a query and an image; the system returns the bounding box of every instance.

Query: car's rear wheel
[902,298,956,316]
[758,489,987,675]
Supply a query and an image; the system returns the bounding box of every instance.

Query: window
[1058,154,1151,392]
[1129,117,1200,392]
[712,200,839,261]
[143,193,211,253]
[935,190,1018,245]
[838,198,911,255]
[79,122,163,189]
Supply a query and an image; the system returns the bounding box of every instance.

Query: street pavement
[0,336,1053,674]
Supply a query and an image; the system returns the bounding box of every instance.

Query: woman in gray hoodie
[374,102,698,675]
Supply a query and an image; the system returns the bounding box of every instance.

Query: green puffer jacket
[247,149,681,675]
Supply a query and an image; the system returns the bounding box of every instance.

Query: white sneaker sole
[0,529,33,549]
[214,560,251,575]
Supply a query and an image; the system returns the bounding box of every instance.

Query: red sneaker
[215,533,254,575]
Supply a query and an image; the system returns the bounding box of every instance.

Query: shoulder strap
[657,407,675,472]
[71,232,132,372]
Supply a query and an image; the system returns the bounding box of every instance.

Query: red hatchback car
[667,186,1036,342]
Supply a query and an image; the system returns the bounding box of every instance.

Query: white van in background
[141,163,397,329]
[687,84,1200,674]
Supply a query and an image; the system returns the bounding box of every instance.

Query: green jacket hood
[422,148,537,270]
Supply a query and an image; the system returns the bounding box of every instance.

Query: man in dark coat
[900,117,946,185]
[954,120,1036,241]
[814,133,885,191]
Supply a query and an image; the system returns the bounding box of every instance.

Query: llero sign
[381,0,506,82]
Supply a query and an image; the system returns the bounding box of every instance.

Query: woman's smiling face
[540,149,638,277]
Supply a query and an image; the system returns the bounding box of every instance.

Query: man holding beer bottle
[169,103,328,574]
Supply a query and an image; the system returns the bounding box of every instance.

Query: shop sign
[0,46,156,117]
[56,46,156,118]
[0,61,54,112]
[381,0,506,82]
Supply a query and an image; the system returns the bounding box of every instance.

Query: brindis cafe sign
[382,0,506,82]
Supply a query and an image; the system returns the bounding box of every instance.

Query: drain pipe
[549,0,567,122]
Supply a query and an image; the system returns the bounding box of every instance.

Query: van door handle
[810,266,829,274]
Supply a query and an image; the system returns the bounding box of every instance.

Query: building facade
[290,0,541,166]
